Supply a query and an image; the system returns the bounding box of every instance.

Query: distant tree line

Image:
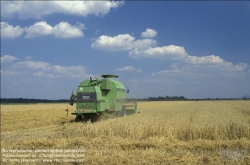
[127,96,188,101]
[1,95,249,104]
[0,98,68,104]
[132,96,249,101]
[148,96,187,101]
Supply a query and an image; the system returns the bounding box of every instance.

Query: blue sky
[1,1,250,99]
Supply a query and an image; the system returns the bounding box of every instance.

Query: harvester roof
[99,74,118,78]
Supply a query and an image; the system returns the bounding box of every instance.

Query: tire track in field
[186,101,206,125]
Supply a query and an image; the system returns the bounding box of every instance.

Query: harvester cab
[69,74,137,122]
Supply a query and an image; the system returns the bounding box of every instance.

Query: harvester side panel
[110,79,126,112]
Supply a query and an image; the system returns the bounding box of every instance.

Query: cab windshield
[77,92,96,102]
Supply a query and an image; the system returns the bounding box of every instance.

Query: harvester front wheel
[75,115,83,122]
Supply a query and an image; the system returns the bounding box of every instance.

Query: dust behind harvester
[69,74,137,122]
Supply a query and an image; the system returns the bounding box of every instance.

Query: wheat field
[1,101,250,164]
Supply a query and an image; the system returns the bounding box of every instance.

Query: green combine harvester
[69,74,137,122]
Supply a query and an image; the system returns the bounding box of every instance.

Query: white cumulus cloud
[24,21,84,38]
[1,1,124,19]
[92,30,248,74]
[1,55,93,99]
[129,45,188,60]
[186,55,225,65]
[25,56,32,60]
[2,21,84,39]
[116,66,136,71]
[232,63,248,71]
[92,34,157,51]
[1,22,24,39]
[152,69,181,76]
[133,39,157,50]
[3,56,88,79]
[1,55,18,63]
[53,22,84,38]
[16,61,50,70]
[24,21,53,38]
[91,34,135,51]
[137,69,142,73]
[184,55,248,72]
[141,28,158,38]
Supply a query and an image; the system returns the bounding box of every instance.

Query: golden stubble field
[1,101,250,165]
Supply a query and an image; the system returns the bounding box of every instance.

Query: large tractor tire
[75,115,83,122]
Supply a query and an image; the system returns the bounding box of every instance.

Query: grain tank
[69,74,137,122]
